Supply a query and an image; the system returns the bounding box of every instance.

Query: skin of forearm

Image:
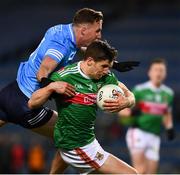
[118,82,135,108]
[36,57,58,82]
[28,85,54,109]
[125,91,135,108]
[163,113,173,129]
[36,67,50,82]
[120,85,135,108]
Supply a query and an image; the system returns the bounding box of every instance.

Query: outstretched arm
[28,81,75,109]
[28,84,54,109]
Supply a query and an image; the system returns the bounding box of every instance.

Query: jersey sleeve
[50,72,63,82]
[167,91,174,112]
[44,42,68,63]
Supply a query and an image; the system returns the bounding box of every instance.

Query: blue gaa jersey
[16,23,77,98]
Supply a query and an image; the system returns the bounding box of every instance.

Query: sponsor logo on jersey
[138,101,168,115]
[65,93,97,105]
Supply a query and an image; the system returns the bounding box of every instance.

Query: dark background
[0,0,179,173]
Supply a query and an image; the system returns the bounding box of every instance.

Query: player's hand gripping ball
[97,84,124,110]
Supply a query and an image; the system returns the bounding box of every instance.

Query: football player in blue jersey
[0,8,103,137]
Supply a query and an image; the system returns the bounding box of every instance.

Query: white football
[96,84,124,110]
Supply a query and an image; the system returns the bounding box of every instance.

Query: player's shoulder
[45,24,70,41]
[99,71,118,85]
[102,71,117,80]
[106,71,116,77]
[56,63,79,77]
[161,84,174,96]
[47,23,69,33]
[134,81,150,91]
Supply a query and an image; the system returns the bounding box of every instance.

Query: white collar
[77,61,91,79]
[147,81,163,92]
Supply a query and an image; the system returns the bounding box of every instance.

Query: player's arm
[28,83,55,109]
[163,112,175,141]
[103,82,135,113]
[28,81,75,109]
[118,108,132,117]
[37,41,68,85]
[118,82,135,108]
[163,112,173,129]
[36,56,58,82]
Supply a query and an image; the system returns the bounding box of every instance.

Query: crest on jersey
[68,51,76,61]
[95,152,104,161]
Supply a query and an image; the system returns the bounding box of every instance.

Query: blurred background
[0,0,180,173]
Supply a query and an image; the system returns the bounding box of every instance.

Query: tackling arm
[28,81,76,109]
[28,84,55,109]
[36,56,59,82]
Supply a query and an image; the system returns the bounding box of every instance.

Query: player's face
[148,63,167,86]
[82,20,102,47]
[89,59,113,79]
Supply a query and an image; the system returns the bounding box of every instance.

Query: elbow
[36,72,41,82]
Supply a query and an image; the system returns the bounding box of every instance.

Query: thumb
[113,91,122,98]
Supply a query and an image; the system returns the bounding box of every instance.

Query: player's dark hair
[84,40,117,62]
[73,8,103,25]
[149,58,167,69]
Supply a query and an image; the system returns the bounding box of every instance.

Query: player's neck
[150,80,162,88]
[80,61,91,77]
[73,25,82,48]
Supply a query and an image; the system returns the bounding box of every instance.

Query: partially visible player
[28,40,137,174]
[119,58,175,174]
[0,8,103,137]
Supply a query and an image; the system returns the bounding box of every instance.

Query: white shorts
[59,139,109,174]
[126,128,160,161]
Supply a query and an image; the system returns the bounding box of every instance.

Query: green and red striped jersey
[50,61,119,150]
[133,81,174,135]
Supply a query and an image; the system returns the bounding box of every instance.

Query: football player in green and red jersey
[28,40,137,174]
[119,58,174,174]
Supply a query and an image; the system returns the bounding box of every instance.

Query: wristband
[40,77,54,88]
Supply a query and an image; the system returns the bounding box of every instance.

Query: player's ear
[87,57,94,66]
[81,25,87,36]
